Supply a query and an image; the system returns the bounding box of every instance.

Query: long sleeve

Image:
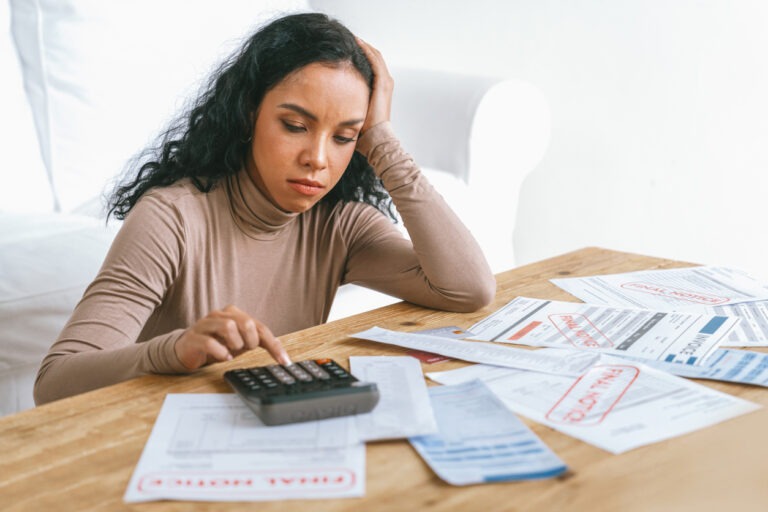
[34,193,192,405]
[345,122,496,311]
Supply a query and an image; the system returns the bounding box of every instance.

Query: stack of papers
[350,265,768,460]
[127,265,768,502]
[466,296,737,366]
[551,266,768,347]
[426,355,759,454]
[125,356,568,502]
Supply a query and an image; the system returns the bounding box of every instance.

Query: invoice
[427,356,760,454]
[123,394,365,503]
[467,297,737,366]
[551,266,768,347]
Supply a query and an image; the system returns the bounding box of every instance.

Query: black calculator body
[224,358,380,426]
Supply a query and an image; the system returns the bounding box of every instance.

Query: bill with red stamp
[427,354,761,454]
[468,296,738,366]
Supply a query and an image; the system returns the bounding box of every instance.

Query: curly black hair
[108,12,394,221]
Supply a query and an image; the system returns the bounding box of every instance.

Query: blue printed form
[641,348,768,387]
[409,380,567,485]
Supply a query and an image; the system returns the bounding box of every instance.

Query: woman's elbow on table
[437,274,497,313]
[465,274,497,311]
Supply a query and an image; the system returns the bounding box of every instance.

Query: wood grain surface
[2,247,766,511]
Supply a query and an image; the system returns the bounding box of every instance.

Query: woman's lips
[287,179,325,196]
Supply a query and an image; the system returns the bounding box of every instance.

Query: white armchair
[329,67,550,320]
[0,0,549,415]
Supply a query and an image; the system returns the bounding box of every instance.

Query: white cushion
[10,0,309,213]
[0,213,119,415]
[390,69,550,271]
[0,0,53,213]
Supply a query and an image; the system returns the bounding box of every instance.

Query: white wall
[313,0,768,278]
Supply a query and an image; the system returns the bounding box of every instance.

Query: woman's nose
[300,136,328,171]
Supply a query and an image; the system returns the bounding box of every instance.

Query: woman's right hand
[174,305,291,370]
[356,37,394,135]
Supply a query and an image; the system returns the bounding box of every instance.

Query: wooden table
[2,247,767,511]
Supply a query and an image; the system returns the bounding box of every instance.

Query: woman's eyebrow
[277,103,364,127]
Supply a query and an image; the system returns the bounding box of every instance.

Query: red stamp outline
[548,313,614,348]
[137,468,357,495]
[621,282,729,305]
[546,364,640,426]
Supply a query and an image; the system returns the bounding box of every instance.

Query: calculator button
[266,365,297,385]
[299,360,330,380]
[285,363,314,382]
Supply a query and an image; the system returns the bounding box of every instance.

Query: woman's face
[247,62,369,213]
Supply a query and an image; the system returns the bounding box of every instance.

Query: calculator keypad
[224,358,380,425]
[227,359,357,397]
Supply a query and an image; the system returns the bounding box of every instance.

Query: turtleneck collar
[225,168,300,240]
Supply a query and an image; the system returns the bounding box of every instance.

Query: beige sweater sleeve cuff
[144,329,192,375]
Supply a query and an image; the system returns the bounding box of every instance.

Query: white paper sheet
[124,394,365,503]
[708,301,768,347]
[350,326,598,376]
[551,266,768,347]
[350,356,438,441]
[167,400,360,453]
[467,297,737,366]
[427,357,760,454]
[551,266,768,309]
[409,380,567,485]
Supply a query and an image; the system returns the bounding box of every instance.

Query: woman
[34,13,495,404]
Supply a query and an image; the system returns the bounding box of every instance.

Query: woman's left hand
[356,37,394,135]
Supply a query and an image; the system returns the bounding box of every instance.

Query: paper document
[551,266,768,309]
[427,356,760,454]
[467,297,737,366]
[636,348,768,387]
[409,380,567,485]
[708,301,768,347]
[350,326,598,377]
[350,356,438,441]
[406,326,470,363]
[552,267,768,347]
[167,399,359,453]
[124,394,365,503]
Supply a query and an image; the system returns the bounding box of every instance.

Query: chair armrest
[390,67,551,270]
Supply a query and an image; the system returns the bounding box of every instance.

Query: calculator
[224,358,380,426]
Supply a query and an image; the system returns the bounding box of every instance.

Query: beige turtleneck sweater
[34,122,495,404]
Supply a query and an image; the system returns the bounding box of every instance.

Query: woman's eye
[334,135,357,144]
[281,121,305,133]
